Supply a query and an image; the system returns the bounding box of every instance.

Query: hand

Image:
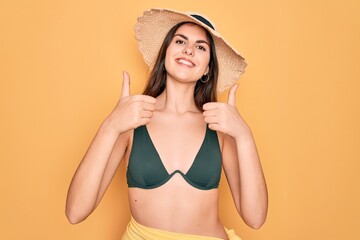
[104,71,156,134]
[203,84,249,138]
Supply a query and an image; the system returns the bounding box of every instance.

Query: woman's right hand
[104,71,156,134]
[65,72,156,224]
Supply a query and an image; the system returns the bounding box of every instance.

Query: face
[164,23,211,84]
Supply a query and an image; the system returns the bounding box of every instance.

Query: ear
[204,66,209,75]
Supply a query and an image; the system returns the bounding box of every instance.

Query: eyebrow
[174,34,210,46]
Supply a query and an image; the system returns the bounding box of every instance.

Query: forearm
[65,122,119,223]
[234,128,268,229]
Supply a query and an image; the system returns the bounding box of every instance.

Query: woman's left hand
[203,84,250,139]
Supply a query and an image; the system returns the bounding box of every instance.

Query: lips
[176,58,195,67]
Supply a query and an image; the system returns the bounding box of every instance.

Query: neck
[156,80,199,114]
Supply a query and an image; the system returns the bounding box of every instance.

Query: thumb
[121,71,130,98]
[227,84,238,106]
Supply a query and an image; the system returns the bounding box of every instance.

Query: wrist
[99,118,122,136]
[233,125,253,143]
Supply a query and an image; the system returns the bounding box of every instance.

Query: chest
[146,120,207,173]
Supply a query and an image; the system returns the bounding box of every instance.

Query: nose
[182,44,194,56]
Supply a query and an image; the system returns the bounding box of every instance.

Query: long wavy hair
[142,22,219,111]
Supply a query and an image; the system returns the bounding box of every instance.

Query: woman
[66,8,268,240]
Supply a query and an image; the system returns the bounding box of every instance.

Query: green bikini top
[126,125,222,190]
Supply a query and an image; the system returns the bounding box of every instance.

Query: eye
[175,39,186,45]
[197,45,207,52]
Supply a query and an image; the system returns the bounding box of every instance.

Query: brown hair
[142,22,219,111]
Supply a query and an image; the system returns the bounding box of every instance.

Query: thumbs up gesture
[105,71,156,134]
[203,84,249,138]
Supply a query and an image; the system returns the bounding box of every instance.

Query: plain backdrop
[1,0,359,239]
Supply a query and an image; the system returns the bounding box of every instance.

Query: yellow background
[1,0,359,239]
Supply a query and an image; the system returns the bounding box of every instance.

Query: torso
[124,108,227,239]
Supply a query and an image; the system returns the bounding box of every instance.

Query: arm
[65,124,128,224]
[203,84,268,229]
[65,72,156,224]
[222,128,268,229]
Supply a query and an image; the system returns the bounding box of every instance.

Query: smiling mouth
[176,58,195,67]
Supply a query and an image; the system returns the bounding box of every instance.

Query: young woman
[66,9,268,240]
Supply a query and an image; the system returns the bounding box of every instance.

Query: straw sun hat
[134,8,247,93]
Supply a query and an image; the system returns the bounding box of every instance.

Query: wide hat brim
[134,8,247,93]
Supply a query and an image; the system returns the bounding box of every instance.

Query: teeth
[177,59,194,67]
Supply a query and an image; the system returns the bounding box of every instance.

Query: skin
[65,23,268,239]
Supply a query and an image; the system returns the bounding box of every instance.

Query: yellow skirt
[122,216,241,240]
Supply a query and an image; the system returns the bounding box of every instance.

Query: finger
[203,102,221,111]
[133,94,157,104]
[204,116,218,124]
[227,84,238,106]
[121,71,130,98]
[140,110,154,118]
[141,102,156,111]
[136,118,151,127]
[203,109,218,117]
[208,123,220,131]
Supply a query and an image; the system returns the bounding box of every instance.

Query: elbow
[65,206,88,225]
[66,211,86,225]
[66,210,82,225]
[238,207,267,230]
[243,212,267,230]
[246,218,266,230]
[67,217,80,225]
[65,195,97,224]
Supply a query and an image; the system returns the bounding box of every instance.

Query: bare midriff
[128,174,227,239]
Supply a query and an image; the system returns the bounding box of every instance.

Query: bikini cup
[126,125,222,190]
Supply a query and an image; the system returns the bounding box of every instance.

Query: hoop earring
[200,74,209,83]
